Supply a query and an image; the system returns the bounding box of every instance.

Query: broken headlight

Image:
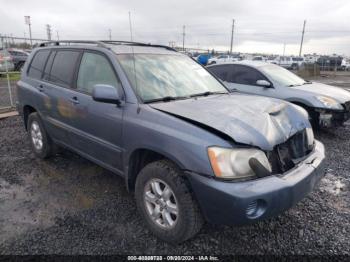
[208,147,272,179]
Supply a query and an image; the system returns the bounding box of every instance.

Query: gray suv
[17,41,325,243]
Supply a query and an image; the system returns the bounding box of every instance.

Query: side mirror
[92,84,122,105]
[256,80,271,87]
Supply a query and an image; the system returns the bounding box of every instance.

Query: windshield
[260,64,306,87]
[117,53,227,102]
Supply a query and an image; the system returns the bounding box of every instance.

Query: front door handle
[69,96,80,105]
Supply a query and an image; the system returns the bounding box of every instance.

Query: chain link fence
[0,35,47,112]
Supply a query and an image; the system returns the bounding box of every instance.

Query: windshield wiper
[287,84,302,87]
[303,81,312,85]
[190,91,227,98]
[144,96,189,104]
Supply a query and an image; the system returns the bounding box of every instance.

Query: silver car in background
[0,49,15,72]
[207,61,350,128]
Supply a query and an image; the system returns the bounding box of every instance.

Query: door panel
[68,51,124,171]
[40,50,81,144]
[68,93,124,171]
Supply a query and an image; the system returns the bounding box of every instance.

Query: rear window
[27,50,50,79]
[49,50,80,88]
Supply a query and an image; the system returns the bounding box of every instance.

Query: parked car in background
[0,49,15,72]
[317,56,344,71]
[266,56,278,64]
[341,59,350,71]
[277,56,304,70]
[207,61,350,128]
[207,54,240,65]
[252,56,266,62]
[6,48,29,71]
[17,40,325,243]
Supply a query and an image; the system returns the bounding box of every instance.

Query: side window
[27,50,50,79]
[208,65,230,82]
[77,52,121,94]
[49,50,80,88]
[231,65,267,86]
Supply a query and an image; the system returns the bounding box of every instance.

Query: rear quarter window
[27,50,50,79]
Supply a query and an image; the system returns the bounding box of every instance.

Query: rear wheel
[27,112,55,159]
[15,62,24,71]
[135,160,203,243]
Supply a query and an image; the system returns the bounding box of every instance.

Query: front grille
[268,129,312,174]
[343,101,350,111]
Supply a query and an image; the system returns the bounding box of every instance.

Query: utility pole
[0,34,3,49]
[182,25,185,51]
[299,20,306,57]
[108,29,112,40]
[230,19,235,54]
[24,16,33,47]
[46,24,52,40]
[128,11,133,41]
[56,30,59,40]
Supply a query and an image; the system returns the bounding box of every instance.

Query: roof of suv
[38,40,178,55]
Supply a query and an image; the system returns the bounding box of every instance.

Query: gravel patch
[0,116,349,255]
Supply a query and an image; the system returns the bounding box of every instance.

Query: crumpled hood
[293,82,350,103]
[150,94,310,151]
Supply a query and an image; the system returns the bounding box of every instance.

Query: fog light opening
[246,199,267,219]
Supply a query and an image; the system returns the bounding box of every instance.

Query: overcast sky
[1,0,349,55]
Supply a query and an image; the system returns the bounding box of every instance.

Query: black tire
[27,112,55,159]
[17,62,24,72]
[135,160,203,243]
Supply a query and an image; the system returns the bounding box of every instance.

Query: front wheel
[135,160,203,243]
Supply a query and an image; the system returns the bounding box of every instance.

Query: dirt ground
[0,116,349,255]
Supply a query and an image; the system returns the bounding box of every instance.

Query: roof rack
[100,40,177,52]
[38,40,177,52]
[39,40,108,48]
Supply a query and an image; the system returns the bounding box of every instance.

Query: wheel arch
[125,147,186,192]
[23,105,37,130]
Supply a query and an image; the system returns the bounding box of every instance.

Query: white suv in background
[208,54,240,65]
[277,56,304,70]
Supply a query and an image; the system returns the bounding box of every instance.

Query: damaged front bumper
[316,108,350,128]
[187,140,325,225]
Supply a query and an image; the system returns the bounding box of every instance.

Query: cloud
[0,0,349,55]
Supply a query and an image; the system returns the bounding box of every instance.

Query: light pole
[24,16,33,47]
[230,19,235,55]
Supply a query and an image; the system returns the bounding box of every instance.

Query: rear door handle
[69,96,80,105]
